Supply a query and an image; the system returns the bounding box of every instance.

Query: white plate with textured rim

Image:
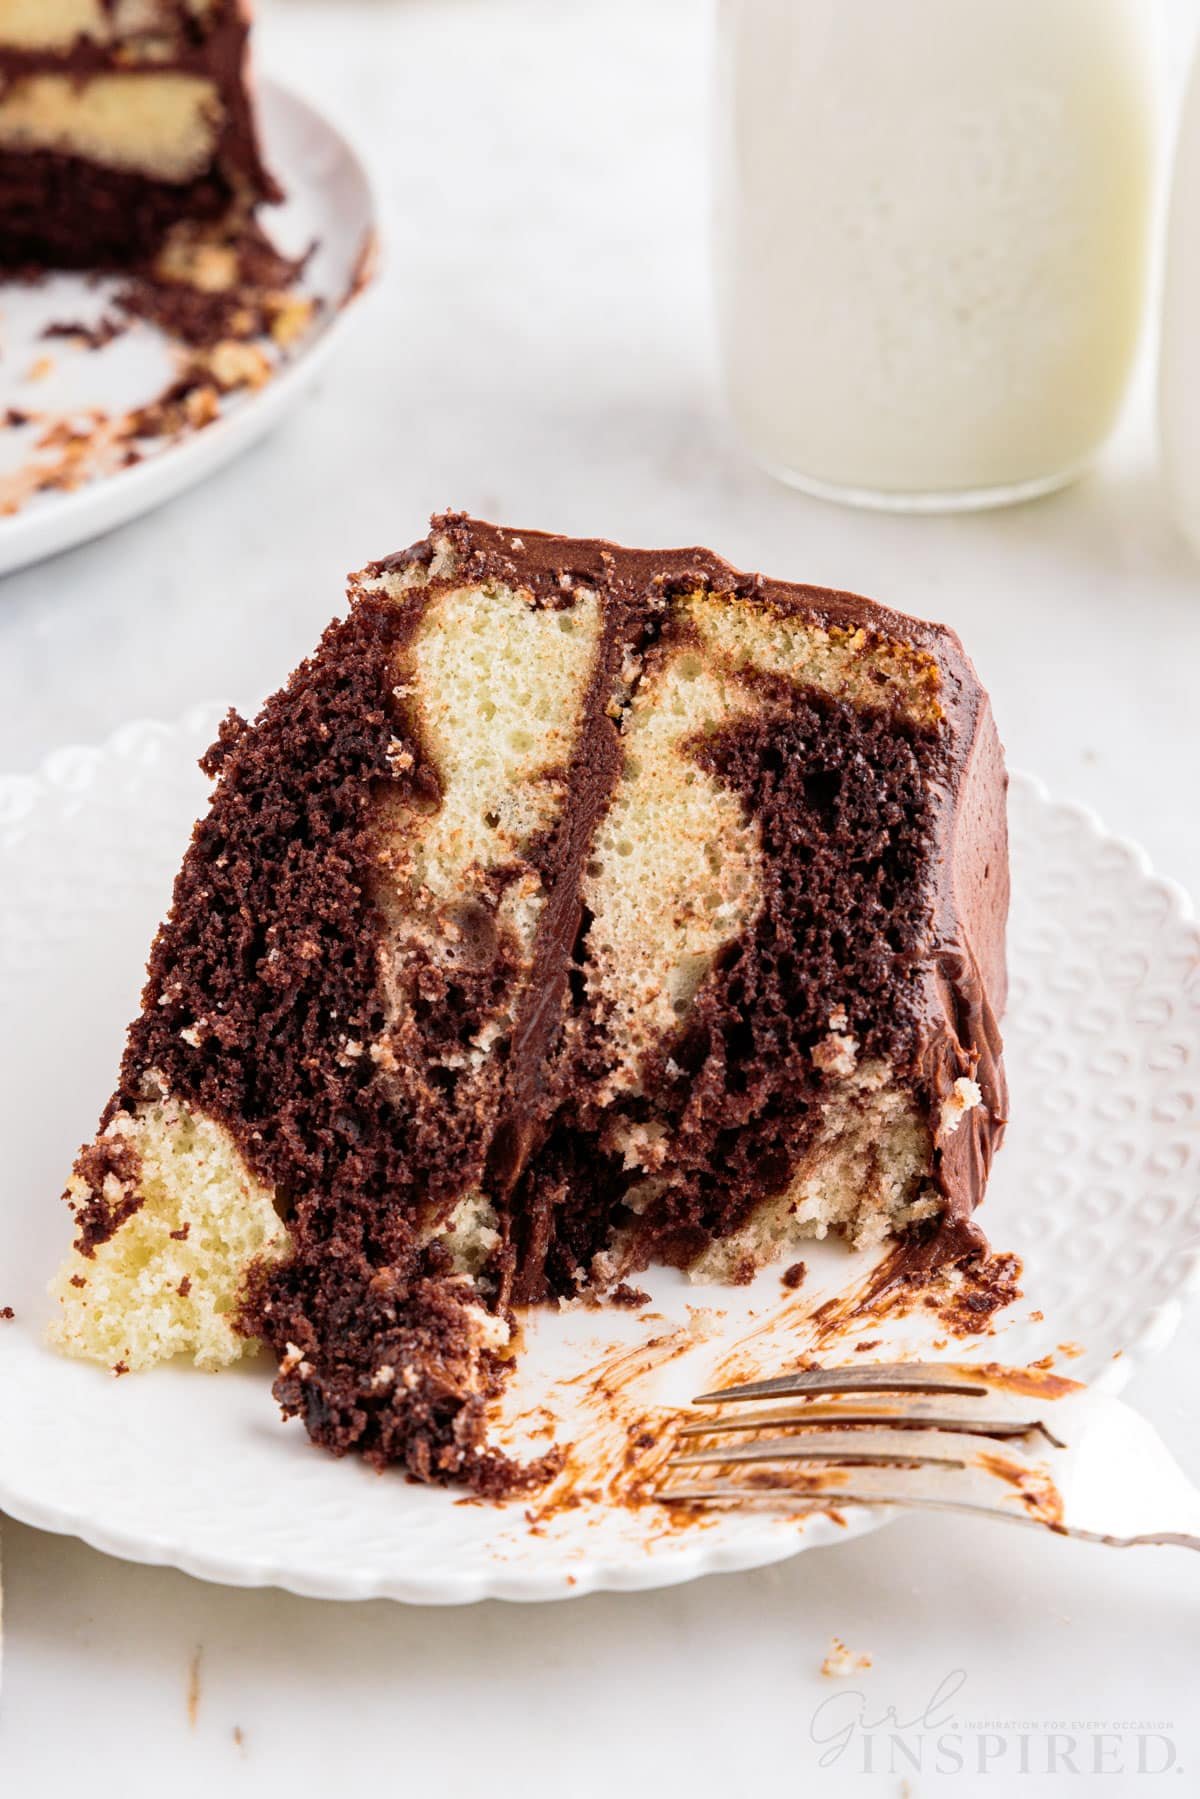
[0,713,1198,1605]
[0,81,378,577]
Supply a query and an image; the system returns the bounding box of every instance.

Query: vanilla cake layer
[51,514,1009,1493]
[0,0,275,266]
[0,72,222,180]
[0,2,217,53]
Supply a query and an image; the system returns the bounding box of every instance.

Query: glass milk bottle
[713,0,1158,510]
[1160,36,1200,559]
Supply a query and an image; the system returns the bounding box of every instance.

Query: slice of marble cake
[0,0,278,266]
[49,512,1008,1493]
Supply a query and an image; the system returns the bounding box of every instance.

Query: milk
[714,0,1158,508]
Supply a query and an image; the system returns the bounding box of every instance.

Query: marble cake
[49,514,1009,1494]
[0,0,277,266]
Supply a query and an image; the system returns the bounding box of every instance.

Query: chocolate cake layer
[0,147,233,265]
[55,514,1009,1493]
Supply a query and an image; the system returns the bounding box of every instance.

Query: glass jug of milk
[714,0,1157,510]
[1160,35,1200,559]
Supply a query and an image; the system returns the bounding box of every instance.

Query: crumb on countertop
[821,1636,873,1678]
[187,1647,203,1729]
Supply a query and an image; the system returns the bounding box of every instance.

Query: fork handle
[1071,1395,1200,1550]
[1075,1530,1200,1552]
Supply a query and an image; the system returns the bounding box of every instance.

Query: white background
[2,2,1200,1792]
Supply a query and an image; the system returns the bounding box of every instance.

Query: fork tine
[657,1483,1057,1533]
[667,1427,1009,1470]
[691,1362,990,1406]
[658,1483,878,1506]
[657,1446,1059,1522]
[677,1407,1065,1448]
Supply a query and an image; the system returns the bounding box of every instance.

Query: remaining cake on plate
[49,514,1009,1493]
[0,0,277,266]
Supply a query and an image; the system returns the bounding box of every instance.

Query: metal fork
[656,1362,1200,1550]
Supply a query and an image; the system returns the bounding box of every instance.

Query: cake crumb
[183,382,221,428]
[266,292,315,348]
[939,1076,982,1136]
[187,1647,203,1729]
[821,1636,873,1678]
[685,1306,723,1341]
[0,1305,14,1320]
[160,238,238,293]
[781,1260,807,1290]
[811,1016,859,1077]
[43,314,125,351]
[606,1115,670,1173]
[205,338,272,392]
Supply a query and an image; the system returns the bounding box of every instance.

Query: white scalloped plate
[1,714,1198,1604]
[0,82,377,577]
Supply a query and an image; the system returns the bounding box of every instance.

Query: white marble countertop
[3,2,1200,1793]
